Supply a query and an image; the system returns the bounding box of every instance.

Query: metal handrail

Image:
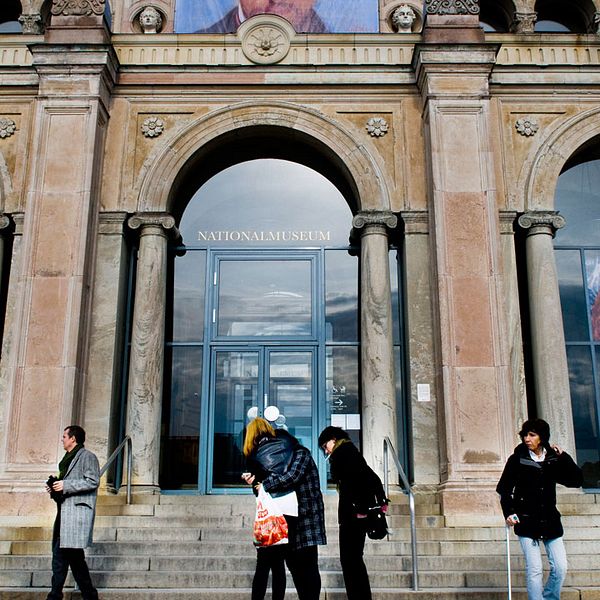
[99,435,132,505]
[383,436,418,591]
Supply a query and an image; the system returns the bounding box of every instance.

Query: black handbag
[365,504,388,540]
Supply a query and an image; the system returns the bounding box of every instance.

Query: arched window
[534,0,593,32]
[161,158,361,491]
[0,0,22,33]
[554,137,600,488]
[479,0,514,32]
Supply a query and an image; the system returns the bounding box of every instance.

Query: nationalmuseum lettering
[197,230,331,242]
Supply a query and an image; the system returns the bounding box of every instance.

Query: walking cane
[505,525,512,600]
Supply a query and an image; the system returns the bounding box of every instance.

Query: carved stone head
[392,4,417,33]
[139,6,162,34]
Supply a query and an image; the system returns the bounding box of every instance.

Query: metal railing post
[383,436,418,591]
[99,435,133,505]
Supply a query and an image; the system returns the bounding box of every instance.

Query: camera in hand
[46,475,64,504]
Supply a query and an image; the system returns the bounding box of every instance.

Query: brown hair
[243,417,275,457]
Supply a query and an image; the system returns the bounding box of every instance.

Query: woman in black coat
[318,426,387,600]
[496,418,583,600]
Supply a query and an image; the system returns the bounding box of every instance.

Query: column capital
[352,210,398,232]
[499,210,518,235]
[511,12,537,34]
[127,212,180,240]
[518,211,565,237]
[400,210,429,234]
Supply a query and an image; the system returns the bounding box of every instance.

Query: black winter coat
[329,440,386,525]
[496,443,583,540]
[247,429,298,481]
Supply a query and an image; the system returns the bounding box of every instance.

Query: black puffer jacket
[246,429,298,481]
[496,443,583,540]
[329,440,386,525]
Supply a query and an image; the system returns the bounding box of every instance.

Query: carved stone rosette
[141,117,165,138]
[238,15,294,65]
[518,211,566,237]
[366,117,389,138]
[0,118,16,139]
[515,117,539,137]
[51,0,105,16]
[425,0,479,15]
[511,12,537,34]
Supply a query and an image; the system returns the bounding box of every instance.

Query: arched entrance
[125,103,400,493]
[160,158,360,492]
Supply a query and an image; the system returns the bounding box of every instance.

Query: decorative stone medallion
[366,117,389,138]
[425,0,479,15]
[51,0,106,16]
[515,117,539,137]
[238,15,294,65]
[0,118,16,139]
[141,116,165,138]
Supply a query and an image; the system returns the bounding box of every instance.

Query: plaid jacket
[262,445,326,550]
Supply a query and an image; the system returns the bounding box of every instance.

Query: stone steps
[0,492,599,598]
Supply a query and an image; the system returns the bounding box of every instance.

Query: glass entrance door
[209,347,315,491]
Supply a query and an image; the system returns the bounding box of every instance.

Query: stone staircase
[1,491,600,599]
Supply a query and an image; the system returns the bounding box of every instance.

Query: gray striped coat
[58,448,100,549]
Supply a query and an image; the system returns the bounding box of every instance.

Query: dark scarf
[58,444,83,480]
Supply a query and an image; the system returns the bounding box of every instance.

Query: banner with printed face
[175,0,380,34]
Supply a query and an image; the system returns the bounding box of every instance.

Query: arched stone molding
[134,101,391,216]
[517,106,600,212]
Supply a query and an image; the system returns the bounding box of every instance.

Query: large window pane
[180,160,353,247]
[172,250,206,343]
[325,346,360,441]
[325,250,358,342]
[160,346,202,489]
[213,352,259,487]
[556,249,588,342]
[555,159,600,246]
[586,250,600,342]
[567,346,600,488]
[218,259,312,337]
[268,351,313,449]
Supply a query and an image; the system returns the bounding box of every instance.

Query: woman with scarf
[497,418,583,600]
[318,426,387,600]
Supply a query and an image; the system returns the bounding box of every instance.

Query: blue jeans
[518,536,567,600]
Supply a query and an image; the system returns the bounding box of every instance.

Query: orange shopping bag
[253,486,289,547]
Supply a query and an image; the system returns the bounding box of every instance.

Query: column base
[439,481,505,526]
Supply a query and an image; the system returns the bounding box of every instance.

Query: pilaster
[0,30,117,487]
[414,42,515,520]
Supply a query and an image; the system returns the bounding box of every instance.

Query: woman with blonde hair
[242,417,326,600]
[242,417,295,600]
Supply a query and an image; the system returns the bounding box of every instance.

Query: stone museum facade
[0,0,599,523]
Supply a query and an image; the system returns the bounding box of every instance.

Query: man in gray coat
[46,425,100,600]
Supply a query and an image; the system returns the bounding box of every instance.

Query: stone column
[126,213,179,492]
[414,43,515,521]
[517,211,575,452]
[352,210,398,478]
